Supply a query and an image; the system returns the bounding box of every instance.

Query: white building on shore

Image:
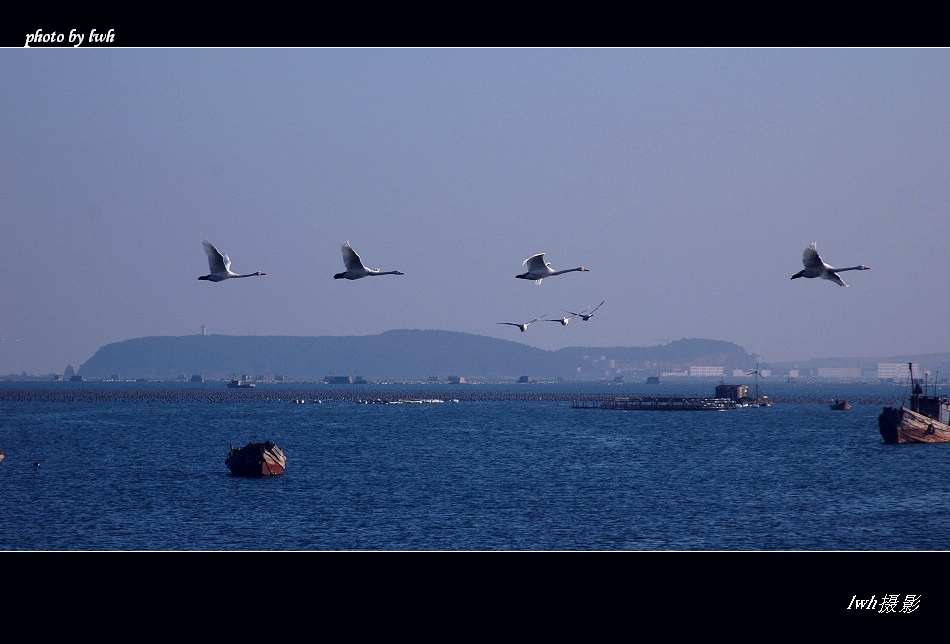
[877,363,918,382]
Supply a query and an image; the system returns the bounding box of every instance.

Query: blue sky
[2,48,949,375]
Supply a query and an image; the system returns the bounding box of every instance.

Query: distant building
[324,375,367,384]
[878,363,918,382]
[817,367,862,379]
[734,368,772,378]
[517,376,530,383]
[689,366,724,378]
[715,384,748,401]
[447,375,466,384]
[190,374,203,382]
[645,376,660,384]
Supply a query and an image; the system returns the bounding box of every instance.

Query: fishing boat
[830,398,851,410]
[225,441,286,476]
[878,363,950,444]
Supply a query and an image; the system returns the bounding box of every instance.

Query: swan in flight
[198,240,266,282]
[497,316,545,333]
[565,300,605,321]
[334,242,404,280]
[516,253,589,284]
[543,313,578,326]
[791,243,869,287]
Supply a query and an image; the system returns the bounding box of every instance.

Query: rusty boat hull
[878,362,950,445]
[878,406,950,444]
[225,441,286,476]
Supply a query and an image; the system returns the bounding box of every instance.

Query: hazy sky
[2,48,949,375]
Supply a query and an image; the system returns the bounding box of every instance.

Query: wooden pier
[572,396,738,411]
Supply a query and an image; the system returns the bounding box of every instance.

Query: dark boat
[830,398,851,410]
[225,441,286,476]
[878,363,950,444]
[227,378,255,389]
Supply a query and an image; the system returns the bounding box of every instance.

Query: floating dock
[573,396,738,411]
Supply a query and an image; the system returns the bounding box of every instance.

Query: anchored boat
[225,441,286,476]
[878,363,950,444]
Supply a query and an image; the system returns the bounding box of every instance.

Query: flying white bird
[543,313,578,326]
[516,253,589,284]
[497,316,545,333]
[198,240,266,282]
[565,300,605,321]
[334,242,404,280]
[791,243,869,287]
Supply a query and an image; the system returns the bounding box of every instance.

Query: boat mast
[908,362,922,412]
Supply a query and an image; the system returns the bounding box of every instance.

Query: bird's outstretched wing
[342,242,367,271]
[802,243,823,269]
[523,253,548,271]
[203,240,230,272]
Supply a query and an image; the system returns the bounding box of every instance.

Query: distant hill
[76,330,759,381]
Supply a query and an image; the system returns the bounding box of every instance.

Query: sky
[2,48,949,376]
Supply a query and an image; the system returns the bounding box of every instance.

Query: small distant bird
[198,240,266,282]
[497,316,544,333]
[543,313,578,326]
[565,300,605,321]
[334,241,404,280]
[791,243,869,287]
[516,253,589,284]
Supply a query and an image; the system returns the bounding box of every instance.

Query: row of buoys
[0,387,904,406]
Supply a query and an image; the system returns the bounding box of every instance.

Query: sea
[0,378,947,553]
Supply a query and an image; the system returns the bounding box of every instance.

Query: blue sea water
[0,379,947,551]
